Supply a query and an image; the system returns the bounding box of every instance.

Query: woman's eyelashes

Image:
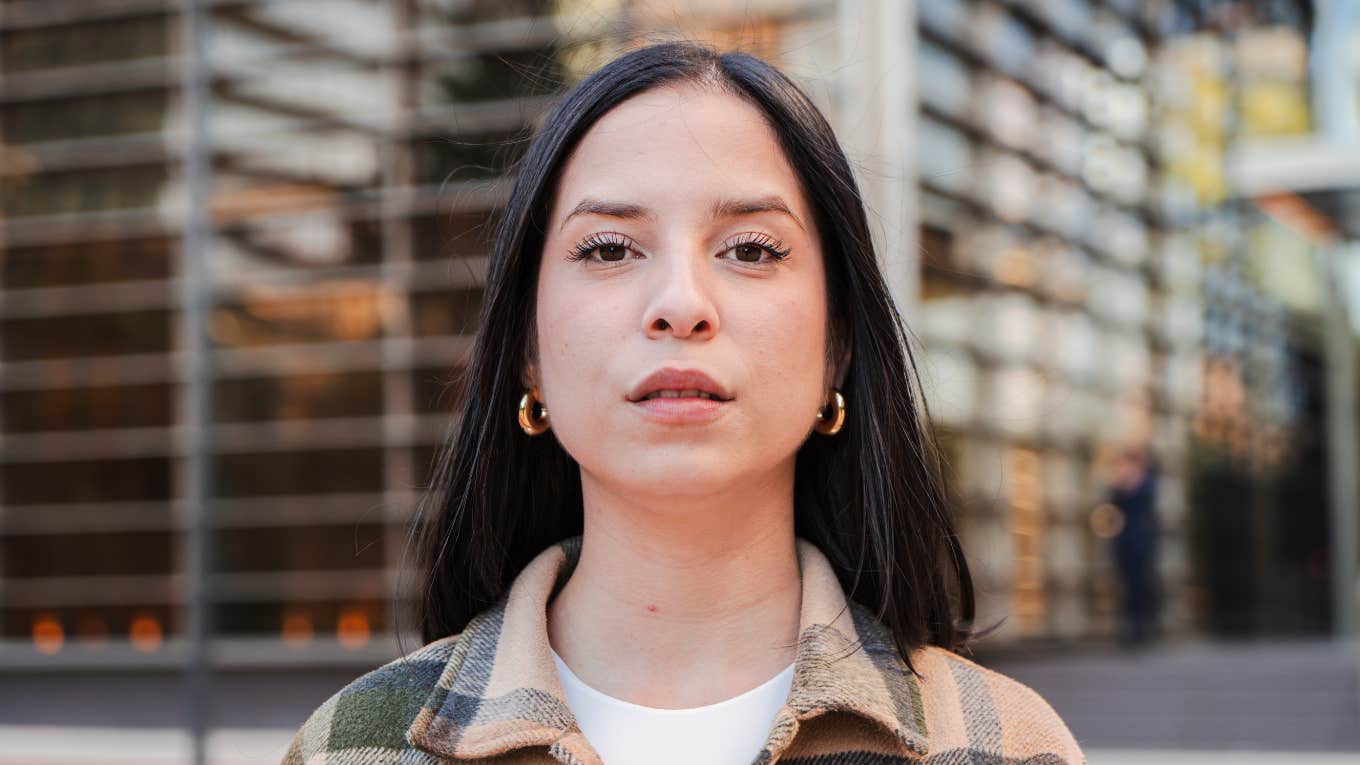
[723,232,792,264]
[566,231,792,267]
[566,232,636,264]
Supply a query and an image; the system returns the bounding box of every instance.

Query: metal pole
[1321,243,1359,638]
[178,0,215,761]
[836,0,918,321]
[381,0,420,655]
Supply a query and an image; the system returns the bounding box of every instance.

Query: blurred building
[1,0,1357,760]
[913,0,1349,644]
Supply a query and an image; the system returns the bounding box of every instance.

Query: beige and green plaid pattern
[282,534,1086,764]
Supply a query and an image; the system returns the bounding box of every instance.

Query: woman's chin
[602,463,742,499]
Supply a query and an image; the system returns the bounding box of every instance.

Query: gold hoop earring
[518,386,551,436]
[814,388,846,436]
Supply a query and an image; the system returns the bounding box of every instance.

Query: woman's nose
[642,250,720,340]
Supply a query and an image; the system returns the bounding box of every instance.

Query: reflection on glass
[214,448,384,497]
[75,613,110,646]
[441,0,557,24]
[4,382,174,432]
[1,16,169,72]
[3,457,173,505]
[411,289,482,337]
[211,284,388,348]
[215,372,383,422]
[1,91,169,144]
[0,164,169,218]
[412,365,465,415]
[2,310,173,360]
[412,212,495,260]
[2,238,174,288]
[3,531,175,578]
[414,130,532,185]
[430,48,566,104]
[213,599,385,639]
[213,524,386,571]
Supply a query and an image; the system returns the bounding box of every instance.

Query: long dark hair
[406,40,982,675]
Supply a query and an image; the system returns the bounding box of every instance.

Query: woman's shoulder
[281,633,462,765]
[914,644,1087,765]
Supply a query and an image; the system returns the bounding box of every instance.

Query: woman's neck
[546,479,802,709]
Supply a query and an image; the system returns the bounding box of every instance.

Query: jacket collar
[407,534,930,763]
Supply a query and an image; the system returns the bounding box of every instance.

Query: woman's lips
[630,395,729,424]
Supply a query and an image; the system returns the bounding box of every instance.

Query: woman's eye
[730,244,765,263]
[568,236,635,264]
[722,240,790,265]
[597,244,629,262]
[571,236,787,266]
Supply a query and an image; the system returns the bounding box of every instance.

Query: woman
[284,41,1084,764]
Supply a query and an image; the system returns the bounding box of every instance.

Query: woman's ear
[520,313,541,389]
[522,320,542,390]
[829,317,852,389]
[522,356,540,390]
[833,342,852,389]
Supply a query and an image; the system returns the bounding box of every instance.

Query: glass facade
[0,0,839,669]
[0,0,1342,681]
[915,0,1183,640]
[913,0,1333,642]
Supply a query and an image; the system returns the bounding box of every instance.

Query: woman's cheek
[539,300,624,450]
[788,303,829,430]
[738,314,820,435]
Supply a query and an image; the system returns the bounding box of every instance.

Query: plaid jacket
[282,534,1086,764]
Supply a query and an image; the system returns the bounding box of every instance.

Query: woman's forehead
[549,84,809,225]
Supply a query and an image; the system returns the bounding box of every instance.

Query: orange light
[337,607,371,649]
[281,611,314,648]
[129,613,164,653]
[32,614,64,655]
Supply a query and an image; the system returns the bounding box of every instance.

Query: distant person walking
[1108,446,1161,646]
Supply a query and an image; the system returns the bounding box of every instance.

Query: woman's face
[532,83,841,501]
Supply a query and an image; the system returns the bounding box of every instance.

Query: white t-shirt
[550,647,794,765]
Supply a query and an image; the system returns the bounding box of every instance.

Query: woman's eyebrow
[711,195,806,232]
[559,199,654,231]
[559,194,806,233]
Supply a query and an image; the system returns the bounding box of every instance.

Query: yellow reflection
[211,281,388,347]
[1008,447,1046,636]
[995,241,1037,288]
[210,183,337,225]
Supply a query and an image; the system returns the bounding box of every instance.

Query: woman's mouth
[638,389,722,400]
[630,391,729,424]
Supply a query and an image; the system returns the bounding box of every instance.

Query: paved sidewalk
[2,639,1356,763]
[3,729,1357,765]
[0,726,295,765]
[1086,749,1359,764]
[981,637,1360,753]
